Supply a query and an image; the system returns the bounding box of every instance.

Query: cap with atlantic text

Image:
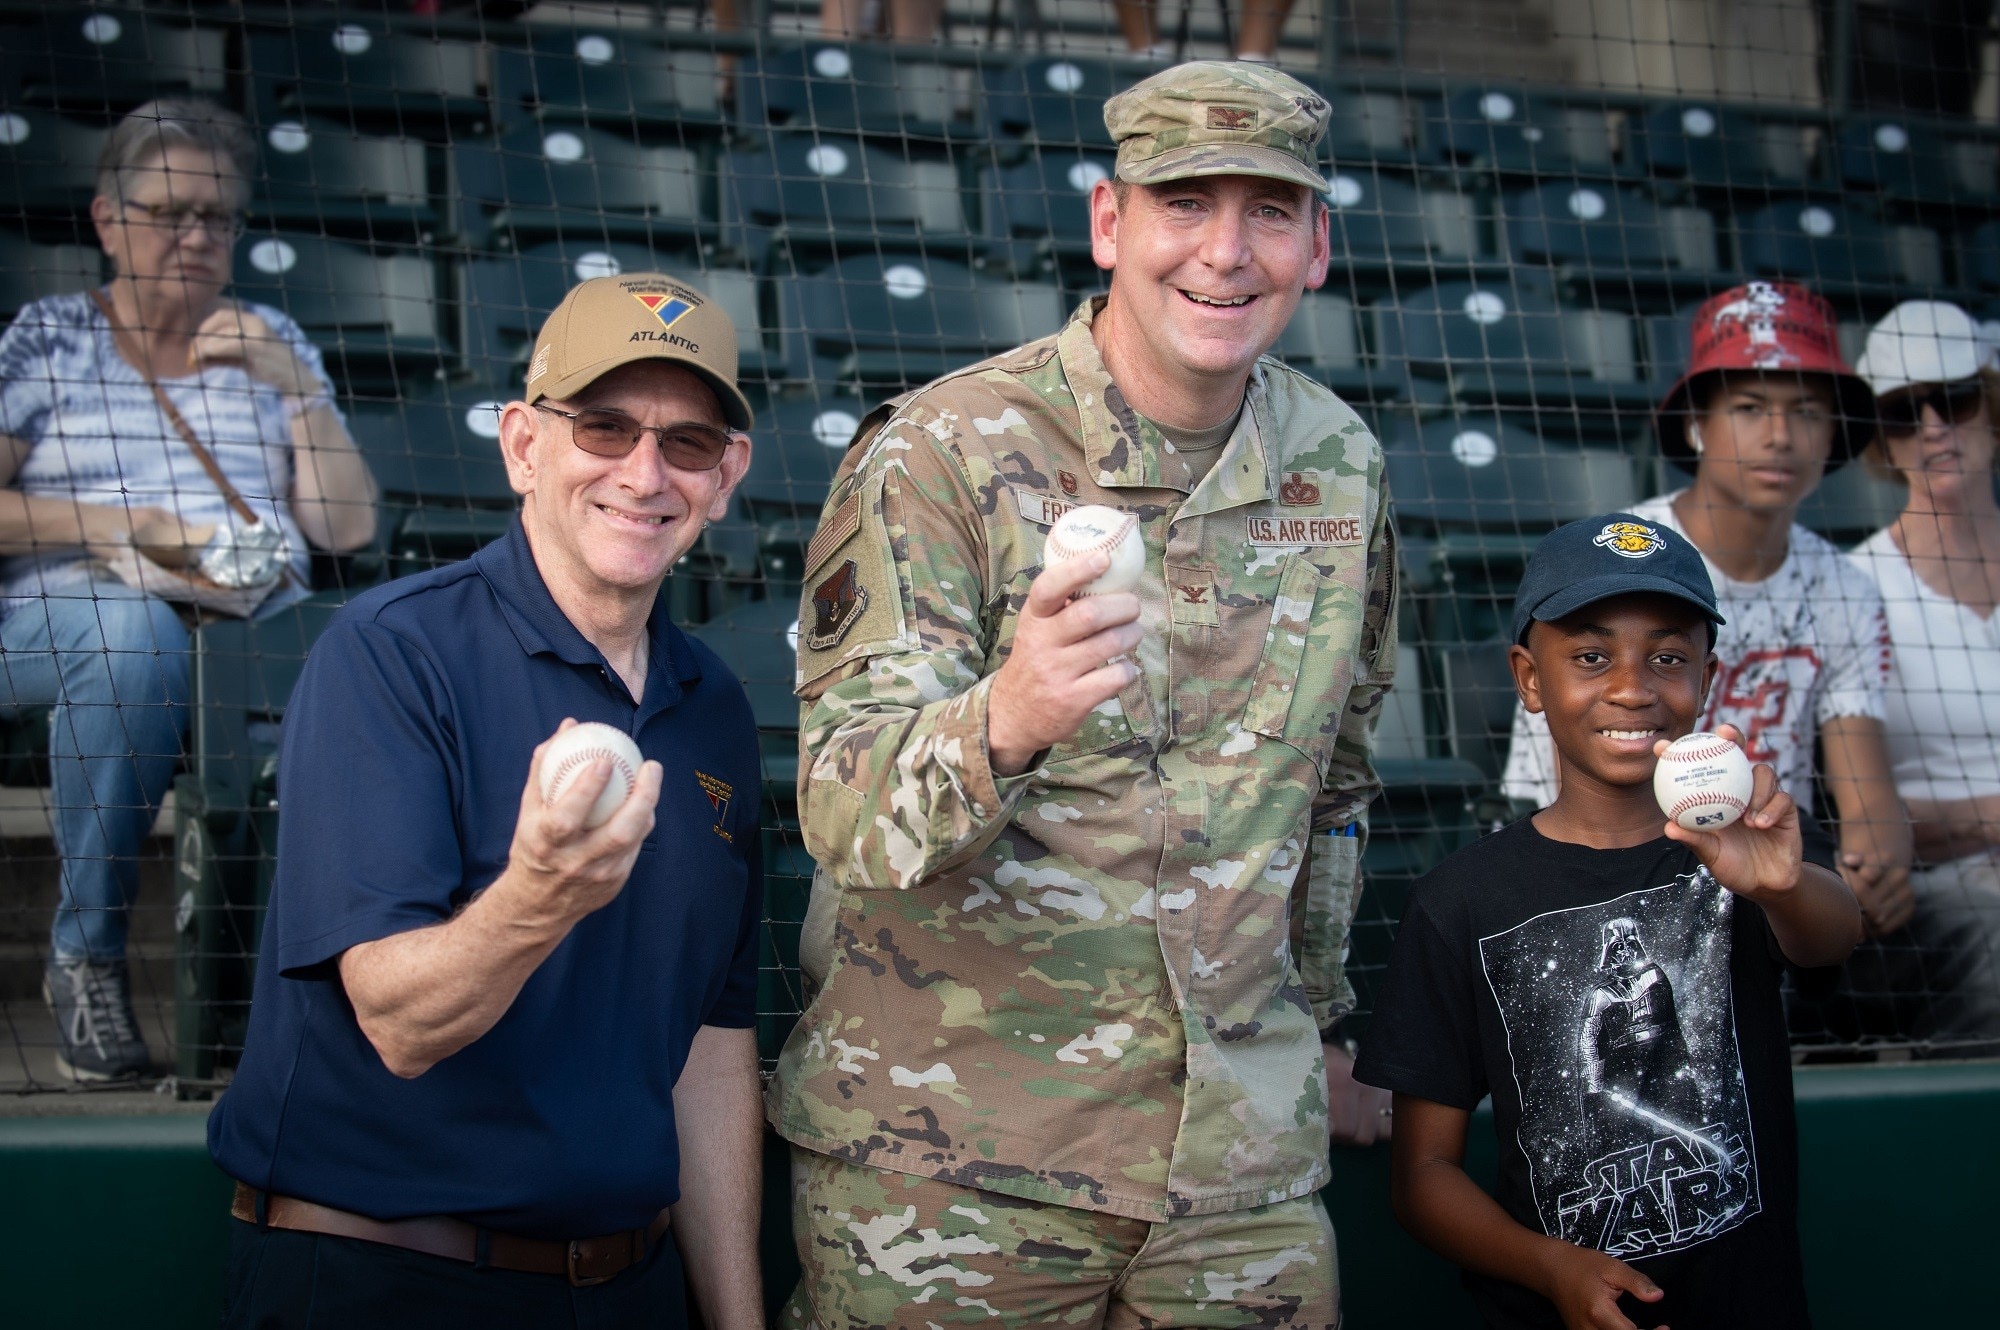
[1103,60,1331,193]
[524,272,754,430]
[1511,513,1725,647]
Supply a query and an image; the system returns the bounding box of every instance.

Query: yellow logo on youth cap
[631,291,696,329]
[1593,521,1667,559]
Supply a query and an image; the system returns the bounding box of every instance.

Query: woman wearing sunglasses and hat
[1841,301,2000,1055]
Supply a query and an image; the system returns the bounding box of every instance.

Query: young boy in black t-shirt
[1355,514,1864,1330]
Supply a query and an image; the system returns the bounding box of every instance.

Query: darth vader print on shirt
[1478,871,1762,1261]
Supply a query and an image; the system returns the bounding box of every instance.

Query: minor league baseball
[1043,504,1144,597]
[539,722,644,828]
[1653,731,1755,832]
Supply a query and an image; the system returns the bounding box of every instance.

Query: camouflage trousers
[779,1146,1340,1329]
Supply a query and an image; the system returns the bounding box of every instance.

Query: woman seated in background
[0,98,378,1081]
[1844,301,2000,1056]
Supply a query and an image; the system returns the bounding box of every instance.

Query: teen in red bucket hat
[1504,279,1913,954]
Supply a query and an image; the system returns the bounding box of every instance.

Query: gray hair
[95,98,256,204]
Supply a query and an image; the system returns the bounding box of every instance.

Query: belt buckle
[567,1239,616,1289]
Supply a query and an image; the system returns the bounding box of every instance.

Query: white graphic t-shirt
[1503,491,1890,810]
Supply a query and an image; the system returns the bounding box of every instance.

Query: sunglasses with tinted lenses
[1878,379,1986,437]
[534,404,735,471]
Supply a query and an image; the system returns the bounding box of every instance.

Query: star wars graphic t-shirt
[1356,817,1835,1329]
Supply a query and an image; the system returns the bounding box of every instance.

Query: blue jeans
[0,581,189,961]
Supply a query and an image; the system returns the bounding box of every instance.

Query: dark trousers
[222,1218,689,1330]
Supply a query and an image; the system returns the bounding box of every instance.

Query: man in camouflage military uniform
[769,61,1398,1328]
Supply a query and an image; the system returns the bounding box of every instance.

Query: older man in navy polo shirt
[209,273,764,1330]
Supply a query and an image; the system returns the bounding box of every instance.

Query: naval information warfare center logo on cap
[1593,521,1667,559]
[632,290,696,330]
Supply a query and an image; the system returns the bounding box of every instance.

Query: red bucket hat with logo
[1654,280,1877,471]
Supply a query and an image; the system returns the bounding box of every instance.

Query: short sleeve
[704,818,763,1029]
[0,301,59,442]
[246,302,344,423]
[1352,896,1488,1110]
[268,615,466,975]
[1812,552,1889,726]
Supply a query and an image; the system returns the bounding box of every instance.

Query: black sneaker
[43,956,150,1082]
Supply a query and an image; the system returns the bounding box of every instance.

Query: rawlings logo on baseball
[1043,504,1144,596]
[1653,732,1753,831]
[539,722,643,829]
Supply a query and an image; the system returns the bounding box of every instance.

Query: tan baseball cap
[1103,60,1331,194]
[524,272,754,430]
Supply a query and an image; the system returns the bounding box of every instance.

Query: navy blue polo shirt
[209,519,763,1239]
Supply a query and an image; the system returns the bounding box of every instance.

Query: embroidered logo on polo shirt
[808,558,869,650]
[696,771,734,842]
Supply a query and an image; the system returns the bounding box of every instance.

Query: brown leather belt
[231,1182,671,1287]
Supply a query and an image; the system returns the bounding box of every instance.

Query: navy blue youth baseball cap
[1510,513,1725,646]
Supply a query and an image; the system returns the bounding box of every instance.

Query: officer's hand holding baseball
[505,720,663,929]
[988,552,1142,776]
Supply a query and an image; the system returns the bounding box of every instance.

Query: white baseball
[539,722,643,828]
[1044,504,1144,596]
[1653,731,1754,832]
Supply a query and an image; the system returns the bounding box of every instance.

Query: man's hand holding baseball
[987,553,1143,777]
[497,719,664,935]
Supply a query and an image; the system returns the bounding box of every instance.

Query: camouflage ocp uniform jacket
[768,298,1398,1221]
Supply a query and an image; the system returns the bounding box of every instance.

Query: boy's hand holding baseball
[1653,723,1800,905]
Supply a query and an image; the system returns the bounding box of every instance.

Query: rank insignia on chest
[696,771,734,842]
[1279,472,1322,506]
[808,558,869,650]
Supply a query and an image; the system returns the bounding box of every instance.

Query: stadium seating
[453,121,709,255]
[1625,100,1813,196]
[230,231,445,392]
[0,8,229,120]
[737,43,971,142]
[1735,201,1942,291]
[775,254,1063,390]
[245,20,488,136]
[249,117,436,242]
[345,377,518,576]
[1429,86,1617,178]
[981,55,1136,148]
[490,26,724,137]
[1834,116,2000,207]
[720,132,968,267]
[0,107,107,238]
[0,234,102,320]
[979,149,1112,273]
[1270,290,1380,400]
[1502,181,1720,288]
[1322,167,1483,279]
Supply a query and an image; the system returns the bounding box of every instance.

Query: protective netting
[1,0,1997,1095]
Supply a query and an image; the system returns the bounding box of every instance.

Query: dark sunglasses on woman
[1877,378,1986,437]
[534,403,735,470]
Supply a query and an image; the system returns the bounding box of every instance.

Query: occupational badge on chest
[1279,472,1322,506]
[808,559,869,650]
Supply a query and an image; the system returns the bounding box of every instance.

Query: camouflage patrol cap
[1103,60,1331,193]
[525,271,753,429]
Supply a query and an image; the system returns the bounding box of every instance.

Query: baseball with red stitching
[539,722,643,828]
[1653,731,1753,831]
[1044,504,1144,596]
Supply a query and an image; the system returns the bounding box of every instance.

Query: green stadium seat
[1436,641,1521,781]
[1429,86,1617,178]
[462,245,774,386]
[345,377,517,576]
[1625,101,1811,196]
[1272,291,1383,401]
[491,27,723,137]
[1324,167,1482,276]
[0,8,228,120]
[690,596,808,789]
[246,21,488,137]
[1642,303,1699,393]
[1962,219,2000,291]
[738,390,866,530]
[775,253,1062,390]
[720,133,969,268]
[0,107,105,239]
[1735,201,1939,291]
[1502,181,1720,288]
[979,150,1112,271]
[453,122,710,254]
[1834,116,1998,207]
[250,117,436,243]
[230,232,446,393]
[0,234,102,320]
[737,42,972,143]
[1374,279,1652,414]
[1317,86,1426,168]
[981,56,1136,148]
[1791,461,1910,545]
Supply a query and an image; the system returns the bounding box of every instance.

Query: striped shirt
[0,290,335,608]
